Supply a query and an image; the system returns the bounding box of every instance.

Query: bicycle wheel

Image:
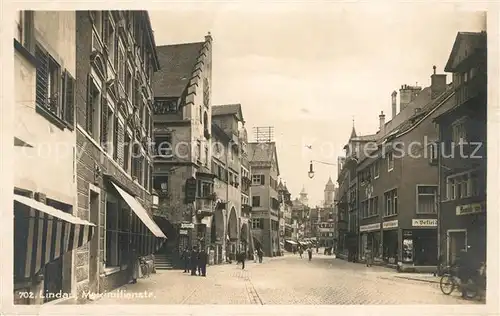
[440,274,455,295]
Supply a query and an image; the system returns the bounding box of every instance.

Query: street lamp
[308,160,337,179]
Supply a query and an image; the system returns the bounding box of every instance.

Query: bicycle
[439,265,484,300]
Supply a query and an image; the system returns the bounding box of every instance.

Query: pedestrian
[253,250,258,263]
[365,247,373,267]
[298,247,303,258]
[198,248,208,277]
[181,247,190,273]
[316,246,319,254]
[241,251,246,270]
[258,248,263,263]
[307,247,312,261]
[129,246,140,284]
[190,246,198,276]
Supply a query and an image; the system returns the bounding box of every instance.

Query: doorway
[447,230,467,265]
[88,190,100,294]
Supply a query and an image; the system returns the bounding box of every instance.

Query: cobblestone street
[90,254,482,305]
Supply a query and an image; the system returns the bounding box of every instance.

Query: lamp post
[308,160,337,179]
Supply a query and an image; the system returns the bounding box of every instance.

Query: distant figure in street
[241,251,246,270]
[253,250,258,263]
[181,247,190,273]
[307,247,313,261]
[129,247,140,284]
[257,248,263,263]
[365,247,373,267]
[198,248,208,276]
[190,247,199,276]
[298,247,303,258]
[316,246,319,254]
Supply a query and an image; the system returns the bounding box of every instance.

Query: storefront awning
[285,240,297,245]
[13,194,96,279]
[111,183,166,239]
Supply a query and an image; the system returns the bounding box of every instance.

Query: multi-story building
[239,122,253,255]
[435,31,487,266]
[211,104,245,260]
[248,141,281,256]
[356,67,454,270]
[278,181,293,243]
[151,33,215,259]
[74,11,166,297]
[13,10,95,305]
[291,197,309,241]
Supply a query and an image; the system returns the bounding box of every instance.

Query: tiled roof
[212,104,244,121]
[153,42,204,97]
[248,141,280,175]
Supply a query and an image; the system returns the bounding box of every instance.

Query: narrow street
[90,253,480,305]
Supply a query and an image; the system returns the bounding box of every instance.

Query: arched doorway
[227,207,238,260]
[210,207,225,264]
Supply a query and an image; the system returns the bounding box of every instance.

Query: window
[117,44,125,85]
[197,180,213,198]
[103,13,115,66]
[446,172,480,200]
[17,11,35,53]
[100,101,114,153]
[126,68,132,102]
[384,189,398,216]
[196,141,201,161]
[154,134,172,158]
[252,174,265,185]
[373,160,380,178]
[452,119,467,144]
[105,201,119,267]
[90,11,103,37]
[131,142,142,181]
[387,152,394,171]
[251,218,263,229]
[124,132,131,172]
[113,116,119,160]
[416,185,437,213]
[428,141,438,164]
[145,108,151,137]
[252,196,261,207]
[86,77,101,139]
[204,145,209,166]
[153,175,169,194]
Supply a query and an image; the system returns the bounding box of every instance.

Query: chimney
[379,111,386,133]
[205,31,213,42]
[431,65,447,99]
[400,84,422,111]
[391,91,397,118]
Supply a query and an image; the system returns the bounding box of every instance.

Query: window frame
[252,196,261,207]
[387,152,394,172]
[416,185,438,214]
[384,189,398,217]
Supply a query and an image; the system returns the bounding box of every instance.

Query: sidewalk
[394,273,440,284]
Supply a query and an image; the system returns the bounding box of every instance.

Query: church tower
[299,186,309,206]
[324,177,335,207]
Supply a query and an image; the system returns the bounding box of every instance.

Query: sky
[149,3,486,207]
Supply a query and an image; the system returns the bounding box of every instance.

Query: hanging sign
[383,220,398,229]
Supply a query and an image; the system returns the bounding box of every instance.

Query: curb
[394,276,440,284]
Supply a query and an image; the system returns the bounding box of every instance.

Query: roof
[349,126,357,139]
[300,186,306,194]
[445,31,487,72]
[325,177,335,190]
[153,42,204,97]
[212,104,244,122]
[142,12,161,71]
[248,142,280,175]
[277,180,285,191]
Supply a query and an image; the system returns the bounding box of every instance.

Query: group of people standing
[181,246,208,277]
[295,246,314,261]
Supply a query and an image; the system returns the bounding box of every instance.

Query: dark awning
[14,194,95,279]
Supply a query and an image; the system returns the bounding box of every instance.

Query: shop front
[359,223,381,262]
[401,219,438,266]
[382,220,398,264]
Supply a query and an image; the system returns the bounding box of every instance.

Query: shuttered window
[113,117,119,160]
[61,71,75,127]
[100,97,109,148]
[123,132,130,172]
[35,46,50,110]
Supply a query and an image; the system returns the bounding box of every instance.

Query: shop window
[416,185,437,213]
[105,201,119,267]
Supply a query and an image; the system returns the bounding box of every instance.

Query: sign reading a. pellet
[412,219,437,227]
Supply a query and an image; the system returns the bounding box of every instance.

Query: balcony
[455,73,487,106]
[195,197,215,218]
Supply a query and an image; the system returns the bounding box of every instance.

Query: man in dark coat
[181,247,190,273]
[198,248,208,276]
[190,247,198,276]
[241,251,246,270]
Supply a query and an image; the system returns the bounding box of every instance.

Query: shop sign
[179,229,188,235]
[456,203,485,216]
[181,223,195,229]
[412,219,437,227]
[359,223,380,232]
[383,220,398,229]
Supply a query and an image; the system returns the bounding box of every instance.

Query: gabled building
[356,66,455,270]
[74,10,166,296]
[151,33,215,259]
[13,10,96,305]
[210,103,247,261]
[248,141,281,256]
[434,31,487,266]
